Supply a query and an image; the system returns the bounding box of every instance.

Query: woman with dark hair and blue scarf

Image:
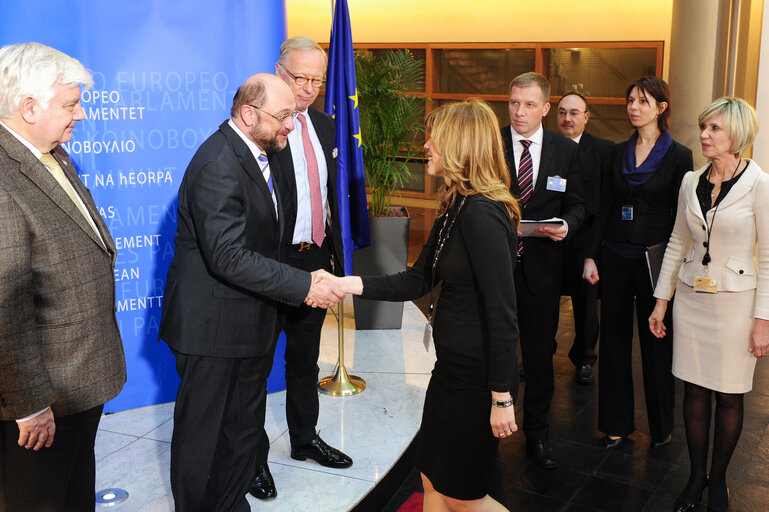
[583,77,693,450]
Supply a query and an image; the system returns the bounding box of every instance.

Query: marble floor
[93,299,434,511]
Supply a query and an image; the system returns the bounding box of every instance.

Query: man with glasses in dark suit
[556,92,614,385]
[160,73,343,511]
[247,36,352,501]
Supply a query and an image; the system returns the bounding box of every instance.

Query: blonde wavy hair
[426,98,520,225]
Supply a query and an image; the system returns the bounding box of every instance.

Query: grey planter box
[352,207,410,329]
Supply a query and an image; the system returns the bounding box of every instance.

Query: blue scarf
[621,130,672,186]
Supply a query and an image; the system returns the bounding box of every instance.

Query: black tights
[679,381,743,511]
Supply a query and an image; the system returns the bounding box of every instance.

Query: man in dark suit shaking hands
[159,73,343,511]
[502,72,585,469]
[0,42,126,511]
[248,37,351,501]
[556,92,615,385]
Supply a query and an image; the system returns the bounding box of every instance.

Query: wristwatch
[491,397,513,408]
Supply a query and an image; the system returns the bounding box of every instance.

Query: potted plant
[352,49,426,329]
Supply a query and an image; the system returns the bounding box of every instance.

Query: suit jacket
[587,139,693,260]
[569,132,615,250]
[502,125,585,295]
[654,161,769,319]
[159,121,310,359]
[271,107,344,276]
[0,125,125,420]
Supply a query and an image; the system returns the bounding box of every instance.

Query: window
[320,41,663,203]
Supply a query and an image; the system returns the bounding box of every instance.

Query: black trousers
[597,246,674,442]
[515,263,561,441]
[564,246,599,366]
[1,404,103,512]
[171,348,275,512]
[255,239,331,466]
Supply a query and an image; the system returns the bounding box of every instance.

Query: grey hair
[278,36,327,67]
[230,79,267,119]
[0,42,93,117]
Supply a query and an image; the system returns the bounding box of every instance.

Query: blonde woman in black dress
[329,99,521,511]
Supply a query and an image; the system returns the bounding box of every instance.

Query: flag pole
[318,0,366,396]
[318,299,365,395]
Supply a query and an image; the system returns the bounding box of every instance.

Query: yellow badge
[694,275,718,294]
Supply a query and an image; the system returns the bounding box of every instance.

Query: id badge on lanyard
[694,273,718,293]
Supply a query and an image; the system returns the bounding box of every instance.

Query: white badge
[422,322,433,352]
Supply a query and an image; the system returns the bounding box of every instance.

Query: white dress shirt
[287,110,329,244]
[510,123,544,188]
[227,119,277,215]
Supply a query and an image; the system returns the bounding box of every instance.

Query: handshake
[305,269,363,308]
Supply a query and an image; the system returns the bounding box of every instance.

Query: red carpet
[397,492,423,512]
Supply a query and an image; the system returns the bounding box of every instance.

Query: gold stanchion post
[318,300,366,396]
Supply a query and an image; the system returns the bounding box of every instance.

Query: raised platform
[93,299,434,511]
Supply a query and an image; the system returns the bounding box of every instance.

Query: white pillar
[668,0,721,168]
[752,1,769,167]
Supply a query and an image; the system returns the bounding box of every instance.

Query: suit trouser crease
[597,247,674,441]
[565,246,600,366]
[256,239,332,467]
[515,262,561,441]
[171,349,274,512]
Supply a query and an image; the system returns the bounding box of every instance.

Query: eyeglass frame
[278,63,326,88]
[556,108,588,118]
[248,104,297,123]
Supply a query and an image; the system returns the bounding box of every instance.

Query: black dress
[361,195,519,500]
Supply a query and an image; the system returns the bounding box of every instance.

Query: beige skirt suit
[654,161,769,393]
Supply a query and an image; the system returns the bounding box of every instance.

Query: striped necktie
[256,152,276,212]
[296,113,325,247]
[517,139,533,256]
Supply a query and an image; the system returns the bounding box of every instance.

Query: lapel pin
[332,148,338,158]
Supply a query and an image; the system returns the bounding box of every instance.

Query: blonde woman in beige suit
[649,97,769,512]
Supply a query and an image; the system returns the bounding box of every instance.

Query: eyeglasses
[279,64,325,88]
[557,109,586,118]
[248,104,296,123]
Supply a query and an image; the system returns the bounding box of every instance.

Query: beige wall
[286,0,675,78]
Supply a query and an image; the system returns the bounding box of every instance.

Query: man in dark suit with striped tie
[501,72,585,469]
[0,42,126,511]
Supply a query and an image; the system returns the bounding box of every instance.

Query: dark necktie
[517,139,533,256]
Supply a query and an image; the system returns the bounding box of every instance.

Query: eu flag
[325,0,370,275]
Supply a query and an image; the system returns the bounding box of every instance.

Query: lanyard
[702,159,742,266]
[427,196,466,324]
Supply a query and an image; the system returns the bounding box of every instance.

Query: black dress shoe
[652,433,672,449]
[575,364,594,384]
[526,439,557,469]
[602,435,625,449]
[291,434,353,468]
[249,464,276,500]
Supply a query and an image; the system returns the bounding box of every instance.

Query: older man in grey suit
[0,43,126,511]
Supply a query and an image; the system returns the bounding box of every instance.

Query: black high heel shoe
[707,486,730,512]
[673,476,709,512]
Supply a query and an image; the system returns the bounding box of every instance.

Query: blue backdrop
[0,1,290,412]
